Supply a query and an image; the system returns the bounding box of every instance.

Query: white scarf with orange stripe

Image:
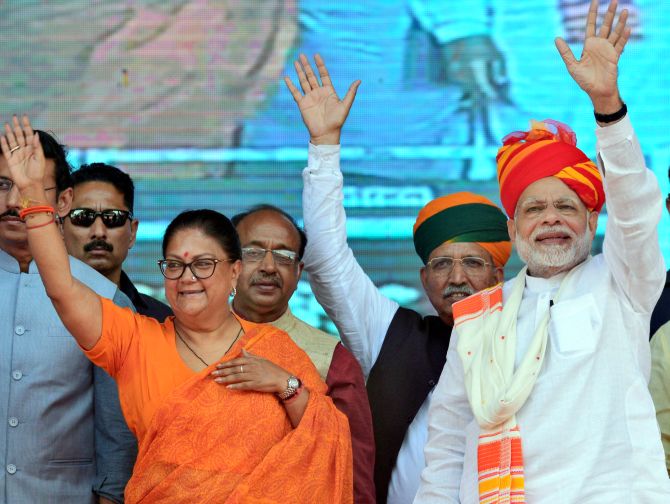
[453,263,580,503]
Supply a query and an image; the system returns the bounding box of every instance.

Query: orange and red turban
[496,119,605,217]
[413,192,511,267]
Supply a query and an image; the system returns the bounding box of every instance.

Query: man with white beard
[414,1,670,502]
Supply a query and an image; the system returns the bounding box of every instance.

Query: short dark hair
[162,209,241,261]
[36,130,72,195]
[71,163,135,213]
[231,204,307,259]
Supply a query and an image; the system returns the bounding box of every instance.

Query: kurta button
[8,417,18,427]
[6,464,16,474]
[12,371,22,381]
[14,326,25,335]
[428,380,436,386]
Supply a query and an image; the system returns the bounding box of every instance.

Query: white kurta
[415,114,670,503]
[302,142,434,504]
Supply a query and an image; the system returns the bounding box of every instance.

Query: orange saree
[86,300,353,503]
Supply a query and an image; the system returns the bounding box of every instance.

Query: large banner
[2,0,668,330]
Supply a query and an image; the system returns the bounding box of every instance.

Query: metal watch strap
[277,376,301,401]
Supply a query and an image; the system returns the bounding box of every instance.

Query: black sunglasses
[67,208,133,228]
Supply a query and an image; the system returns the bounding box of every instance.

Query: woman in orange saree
[92,298,353,503]
[1,119,352,503]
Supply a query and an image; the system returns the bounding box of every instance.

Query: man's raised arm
[286,54,399,376]
[556,0,665,313]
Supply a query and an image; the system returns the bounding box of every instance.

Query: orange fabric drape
[87,299,353,503]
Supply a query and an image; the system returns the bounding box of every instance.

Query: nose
[259,250,277,273]
[180,264,198,281]
[5,183,21,210]
[90,216,107,239]
[541,206,562,226]
[448,259,468,285]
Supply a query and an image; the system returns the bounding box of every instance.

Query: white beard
[515,222,593,278]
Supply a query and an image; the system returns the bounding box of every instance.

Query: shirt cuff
[307,143,341,174]
[93,472,126,503]
[595,113,634,149]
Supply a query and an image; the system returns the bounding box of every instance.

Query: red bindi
[183,252,189,258]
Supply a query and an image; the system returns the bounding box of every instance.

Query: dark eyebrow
[244,240,297,252]
[164,253,216,261]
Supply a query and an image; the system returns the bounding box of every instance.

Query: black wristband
[594,102,627,123]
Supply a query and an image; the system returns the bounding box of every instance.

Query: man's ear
[129,218,139,249]
[420,265,428,291]
[494,267,504,284]
[507,219,516,242]
[296,261,305,281]
[56,187,73,218]
[588,211,599,239]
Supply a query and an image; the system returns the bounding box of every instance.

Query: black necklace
[175,325,243,367]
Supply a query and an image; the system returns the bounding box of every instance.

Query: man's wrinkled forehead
[71,180,127,209]
[517,194,582,208]
[514,176,587,214]
[237,210,300,250]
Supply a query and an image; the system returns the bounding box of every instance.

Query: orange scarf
[454,264,581,503]
[125,325,353,503]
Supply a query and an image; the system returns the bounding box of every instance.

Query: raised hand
[0,115,47,196]
[555,0,631,113]
[284,54,360,145]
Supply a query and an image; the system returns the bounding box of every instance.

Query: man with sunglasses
[231,204,376,503]
[63,163,172,322]
[285,55,511,503]
[0,127,135,504]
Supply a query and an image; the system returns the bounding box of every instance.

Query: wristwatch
[277,375,302,401]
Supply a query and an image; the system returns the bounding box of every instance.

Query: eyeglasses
[67,208,133,228]
[158,258,234,280]
[241,247,298,266]
[0,177,56,194]
[425,256,492,276]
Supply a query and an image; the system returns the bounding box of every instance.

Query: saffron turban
[496,119,605,217]
[413,192,511,267]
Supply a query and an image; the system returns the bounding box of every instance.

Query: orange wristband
[19,205,54,221]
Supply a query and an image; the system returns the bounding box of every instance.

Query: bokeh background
[2,0,669,332]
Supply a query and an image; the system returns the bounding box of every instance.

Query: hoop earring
[230,287,237,298]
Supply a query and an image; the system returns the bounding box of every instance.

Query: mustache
[531,224,576,241]
[250,272,281,288]
[443,284,475,298]
[0,209,20,220]
[84,239,113,253]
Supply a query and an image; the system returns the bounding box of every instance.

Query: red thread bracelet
[25,215,56,230]
[19,205,55,221]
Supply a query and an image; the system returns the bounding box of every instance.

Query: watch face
[287,376,300,389]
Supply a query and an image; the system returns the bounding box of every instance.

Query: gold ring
[9,145,20,153]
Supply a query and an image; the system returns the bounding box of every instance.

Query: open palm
[285,54,360,143]
[555,0,631,104]
[1,115,47,193]
[564,37,621,98]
